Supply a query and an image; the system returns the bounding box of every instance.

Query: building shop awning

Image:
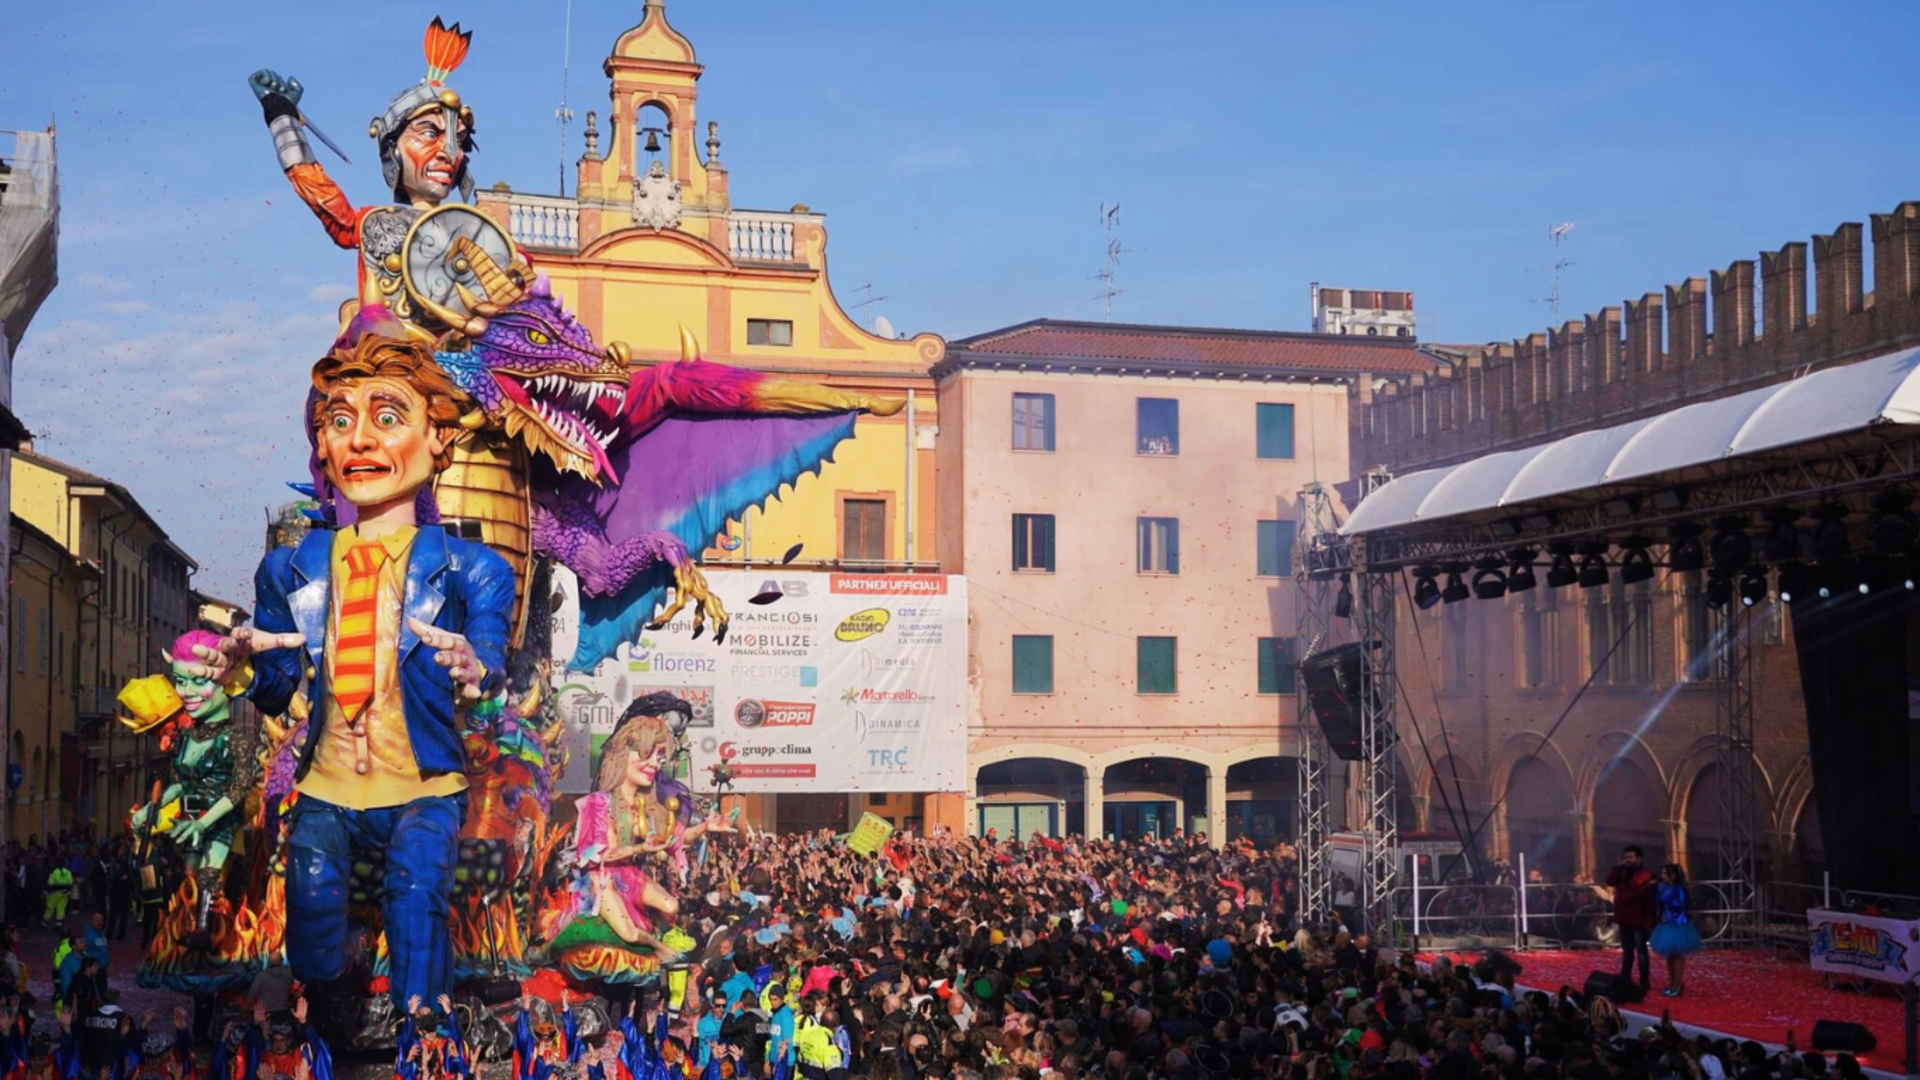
[1344,345,1920,539]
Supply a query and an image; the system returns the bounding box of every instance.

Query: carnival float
[111,15,896,1058]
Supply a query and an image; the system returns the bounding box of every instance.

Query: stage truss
[1294,483,1338,926]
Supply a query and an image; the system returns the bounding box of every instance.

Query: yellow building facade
[474,2,959,834]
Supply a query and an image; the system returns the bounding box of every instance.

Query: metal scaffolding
[1294,483,1339,925]
[1715,602,1760,935]
[1353,545,1400,934]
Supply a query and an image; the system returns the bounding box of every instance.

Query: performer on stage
[186,326,512,1012]
[1650,862,1701,998]
[1604,844,1656,995]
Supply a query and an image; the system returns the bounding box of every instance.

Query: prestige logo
[835,608,891,642]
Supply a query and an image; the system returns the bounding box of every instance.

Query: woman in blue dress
[1649,862,1701,997]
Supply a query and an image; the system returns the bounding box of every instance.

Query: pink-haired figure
[129,629,259,942]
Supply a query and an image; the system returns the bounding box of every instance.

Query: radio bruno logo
[835,608,891,642]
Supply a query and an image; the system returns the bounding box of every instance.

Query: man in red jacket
[1605,844,1657,992]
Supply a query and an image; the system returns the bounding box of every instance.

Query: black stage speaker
[1582,971,1644,1004]
[1811,1020,1877,1053]
[1302,643,1368,761]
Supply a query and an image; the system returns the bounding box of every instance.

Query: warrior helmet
[268,1017,298,1046]
[369,17,477,203]
[140,1032,174,1060]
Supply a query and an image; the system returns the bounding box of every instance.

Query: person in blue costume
[1649,862,1701,997]
[513,994,581,1080]
[397,995,469,1080]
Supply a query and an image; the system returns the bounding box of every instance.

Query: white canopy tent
[1343,344,1920,539]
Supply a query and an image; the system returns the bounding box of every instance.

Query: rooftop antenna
[850,282,889,319]
[1532,222,1575,319]
[1092,202,1133,320]
[556,0,575,196]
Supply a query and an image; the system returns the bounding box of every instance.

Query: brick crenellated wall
[1355,201,1920,473]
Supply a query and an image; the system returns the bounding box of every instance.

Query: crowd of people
[0,828,1821,1080]
[2,833,179,943]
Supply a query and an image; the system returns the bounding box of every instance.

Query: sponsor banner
[550,568,967,793]
[1808,908,1920,983]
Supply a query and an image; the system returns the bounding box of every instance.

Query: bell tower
[575,0,727,219]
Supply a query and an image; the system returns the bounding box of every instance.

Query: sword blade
[297,111,353,166]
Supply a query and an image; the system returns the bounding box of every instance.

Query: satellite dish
[874,315,896,339]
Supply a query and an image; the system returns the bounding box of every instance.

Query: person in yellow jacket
[43,865,72,927]
[793,1007,842,1080]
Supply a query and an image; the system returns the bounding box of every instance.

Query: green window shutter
[1258,520,1296,577]
[1257,403,1296,459]
[1137,636,1177,694]
[1013,635,1054,693]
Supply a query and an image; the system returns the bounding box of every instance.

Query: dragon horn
[678,325,701,362]
[450,236,523,307]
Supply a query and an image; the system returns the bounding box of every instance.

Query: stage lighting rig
[1777,561,1810,604]
[1705,576,1733,610]
[1413,564,1442,610]
[1667,522,1705,573]
[1811,502,1852,564]
[1761,507,1804,564]
[1577,543,1611,589]
[1334,575,1353,619]
[1506,548,1539,593]
[1441,562,1471,604]
[1617,537,1655,585]
[1738,565,1768,607]
[1868,490,1918,554]
[1471,556,1508,600]
[1545,543,1578,589]
[1709,516,1753,575]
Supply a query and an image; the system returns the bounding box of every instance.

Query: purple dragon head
[434,274,630,483]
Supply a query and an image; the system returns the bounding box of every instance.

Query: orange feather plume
[424,16,473,87]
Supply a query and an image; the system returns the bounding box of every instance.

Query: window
[842,499,888,561]
[1137,517,1180,574]
[1586,581,1653,685]
[1441,603,1470,690]
[1136,398,1179,455]
[1677,573,1725,683]
[868,793,888,807]
[1012,514,1056,572]
[1516,588,1559,689]
[1012,635,1054,694]
[36,606,47,677]
[1763,600,1785,646]
[746,318,793,346]
[1258,637,1297,695]
[1137,636,1177,694]
[1256,403,1296,460]
[1013,393,1056,451]
[11,598,21,673]
[1257,519,1295,577]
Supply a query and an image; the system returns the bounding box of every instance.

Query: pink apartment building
[934,320,1436,845]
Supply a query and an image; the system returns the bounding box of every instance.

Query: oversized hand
[407,618,487,701]
[172,817,205,848]
[646,563,729,643]
[130,804,153,831]
[248,69,303,107]
[183,627,305,684]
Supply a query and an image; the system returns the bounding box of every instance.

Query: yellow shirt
[297,525,468,810]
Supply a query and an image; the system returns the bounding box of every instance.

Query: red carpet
[1425,949,1905,1069]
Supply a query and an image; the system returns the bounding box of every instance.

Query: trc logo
[866,748,910,769]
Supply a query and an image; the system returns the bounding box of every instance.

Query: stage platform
[1422,948,1908,1072]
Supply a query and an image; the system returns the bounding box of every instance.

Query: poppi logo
[735,700,815,728]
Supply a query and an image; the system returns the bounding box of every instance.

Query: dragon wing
[562,409,858,670]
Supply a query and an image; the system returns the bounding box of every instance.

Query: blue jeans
[287,792,465,1009]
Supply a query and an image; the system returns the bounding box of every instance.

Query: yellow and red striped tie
[334,541,388,741]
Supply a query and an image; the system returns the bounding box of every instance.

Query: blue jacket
[249,526,513,777]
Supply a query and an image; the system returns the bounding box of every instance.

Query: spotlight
[1709,516,1753,574]
[1811,503,1852,564]
[1471,556,1508,600]
[1577,544,1611,589]
[1761,507,1804,564]
[1546,543,1578,589]
[1868,490,1918,554]
[1334,575,1353,619]
[1650,488,1690,513]
[1705,576,1733,610]
[1441,562,1471,604]
[1777,561,1810,603]
[1617,537,1655,585]
[1413,565,1441,610]
[1738,565,1768,607]
[1506,547,1538,593]
[1818,559,1861,599]
[1668,522,1705,573]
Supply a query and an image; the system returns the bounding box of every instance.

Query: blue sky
[3,0,1918,602]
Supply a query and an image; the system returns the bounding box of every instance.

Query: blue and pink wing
[564,410,856,670]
